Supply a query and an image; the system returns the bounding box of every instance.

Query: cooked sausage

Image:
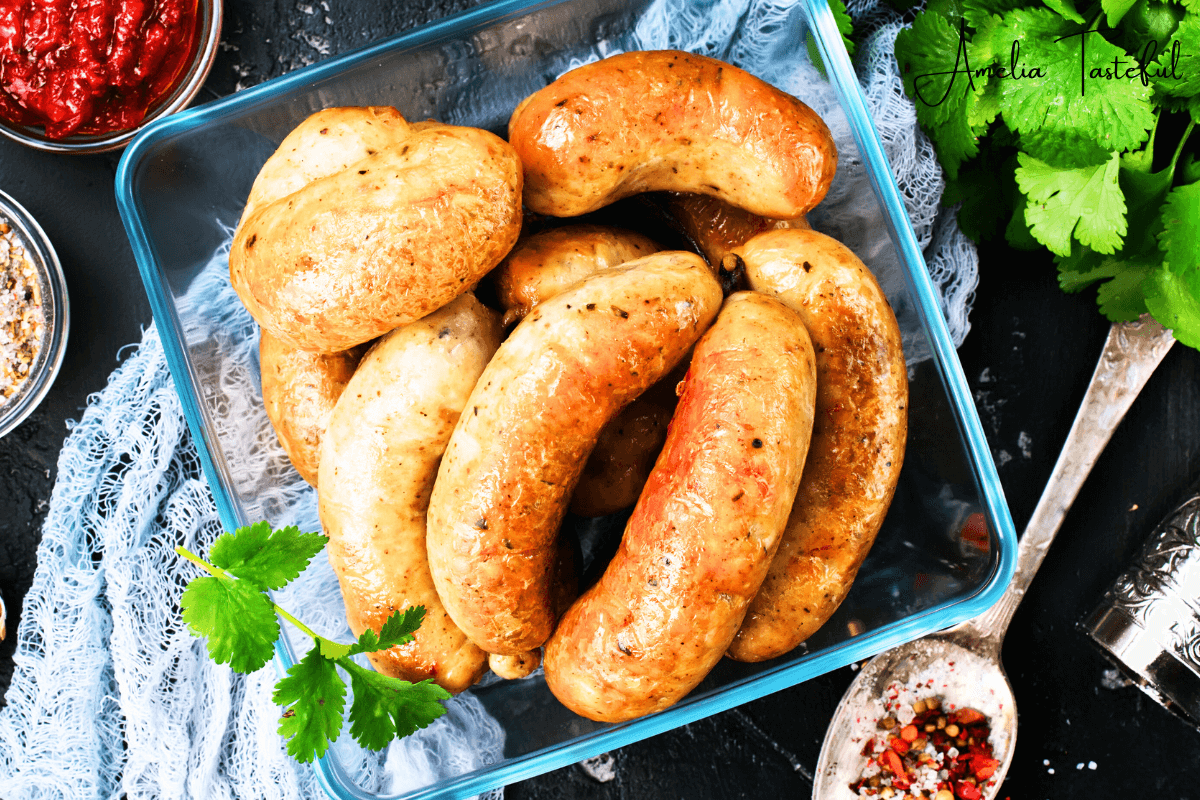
[426,252,723,655]
[508,50,836,219]
[654,192,811,271]
[569,366,682,517]
[489,223,676,517]
[259,330,365,486]
[239,106,413,223]
[317,294,502,693]
[492,224,660,327]
[231,113,522,353]
[728,228,908,662]
[543,292,817,722]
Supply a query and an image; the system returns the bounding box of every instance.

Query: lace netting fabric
[0,1,976,797]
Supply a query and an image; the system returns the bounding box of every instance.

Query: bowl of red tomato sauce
[0,0,221,153]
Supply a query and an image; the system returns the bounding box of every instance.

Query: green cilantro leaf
[1019,128,1113,169]
[181,575,279,673]
[1158,180,1200,269]
[1016,151,1127,256]
[1149,12,1200,98]
[992,9,1154,155]
[346,666,451,751]
[895,12,990,176]
[962,0,1029,30]
[1103,0,1140,27]
[1096,259,1154,319]
[208,522,328,591]
[1045,0,1086,23]
[274,646,347,763]
[349,606,426,657]
[1144,265,1200,347]
[831,0,855,57]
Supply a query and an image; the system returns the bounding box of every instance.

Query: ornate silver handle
[967,316,1176,645]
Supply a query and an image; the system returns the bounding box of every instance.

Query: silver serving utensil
[812,316,1176,799]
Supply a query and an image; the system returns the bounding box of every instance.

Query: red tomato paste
[0,0,200,139]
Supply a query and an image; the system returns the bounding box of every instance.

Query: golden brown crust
[426,252,723,655]
[492,224,660,327]
[259,330,365,486]
[508,50,836,219]
[317,294,502,693]
[231,114,522,353]
[728,228,908,662]
[543,292,818,722]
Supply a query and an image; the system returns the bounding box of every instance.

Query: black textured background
[2,1,1199,797]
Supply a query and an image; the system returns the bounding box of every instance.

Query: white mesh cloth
[0,1,977,798]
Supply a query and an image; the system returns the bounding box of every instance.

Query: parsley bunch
[177,522,450,762]
[893,0,1199,345]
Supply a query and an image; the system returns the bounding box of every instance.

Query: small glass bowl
[0,190,69,439]
[0,0,223,154]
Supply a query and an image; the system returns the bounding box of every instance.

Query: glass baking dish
[114,0,1018,796]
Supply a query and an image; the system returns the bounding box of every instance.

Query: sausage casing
[729,228,908,662]
[492,224,660,327]
[259,330,365,486]
[231,117,522,353]
[509,51,836,219]
[543,292,817,722]
[317,294,501,693]
[426,252,723,655]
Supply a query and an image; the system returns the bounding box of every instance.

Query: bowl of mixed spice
[0,190,68,438]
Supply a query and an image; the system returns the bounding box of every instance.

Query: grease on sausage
[426,252,723,655]
[317,294,501,693]
[729,228,908,662]
[509,51,836,219]
[543,292,818,722]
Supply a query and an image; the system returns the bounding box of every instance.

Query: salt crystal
[1088,761,1097,770]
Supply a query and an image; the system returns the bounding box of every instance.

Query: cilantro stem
[1168,120,1196,180]
[174,544,323,642]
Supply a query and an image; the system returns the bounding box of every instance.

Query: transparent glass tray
[114,0,1017,797]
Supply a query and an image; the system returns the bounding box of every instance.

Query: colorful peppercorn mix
[849,695,1001,799]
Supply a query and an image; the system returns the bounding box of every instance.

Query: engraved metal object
[1087,487,1200,726]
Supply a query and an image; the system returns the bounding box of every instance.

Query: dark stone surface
[2,0,1199,797]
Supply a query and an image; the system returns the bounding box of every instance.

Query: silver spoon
[812,315,1176,799]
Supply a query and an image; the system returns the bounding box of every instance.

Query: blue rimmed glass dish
[114,0,1017,796]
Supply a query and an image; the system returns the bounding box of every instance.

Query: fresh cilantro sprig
[177,521,450,762]
[894,0,1200,346]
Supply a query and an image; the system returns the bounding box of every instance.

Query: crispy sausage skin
[508,51,836,219]
[426,252,723,655]
[231,110,522,353]
[489,223,675,517]
[492,224,660,327]
[728,228,908,662]
[317,294,502,693]
[544,292,818,722]
[259,330,365,486]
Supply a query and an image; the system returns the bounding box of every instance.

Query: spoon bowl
[814,628,1017,797]
[812,315,1176,799]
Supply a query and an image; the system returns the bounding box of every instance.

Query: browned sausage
[569,366,682,517]
[231,114,522,352]
[317,294,502,693]
[654,192,811,271]
[426,252,723,655]
[543,291,818,722]
[491,224,660,327]
[728,228,908,662]
[259,330,365,486]
[509,51,836,219]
